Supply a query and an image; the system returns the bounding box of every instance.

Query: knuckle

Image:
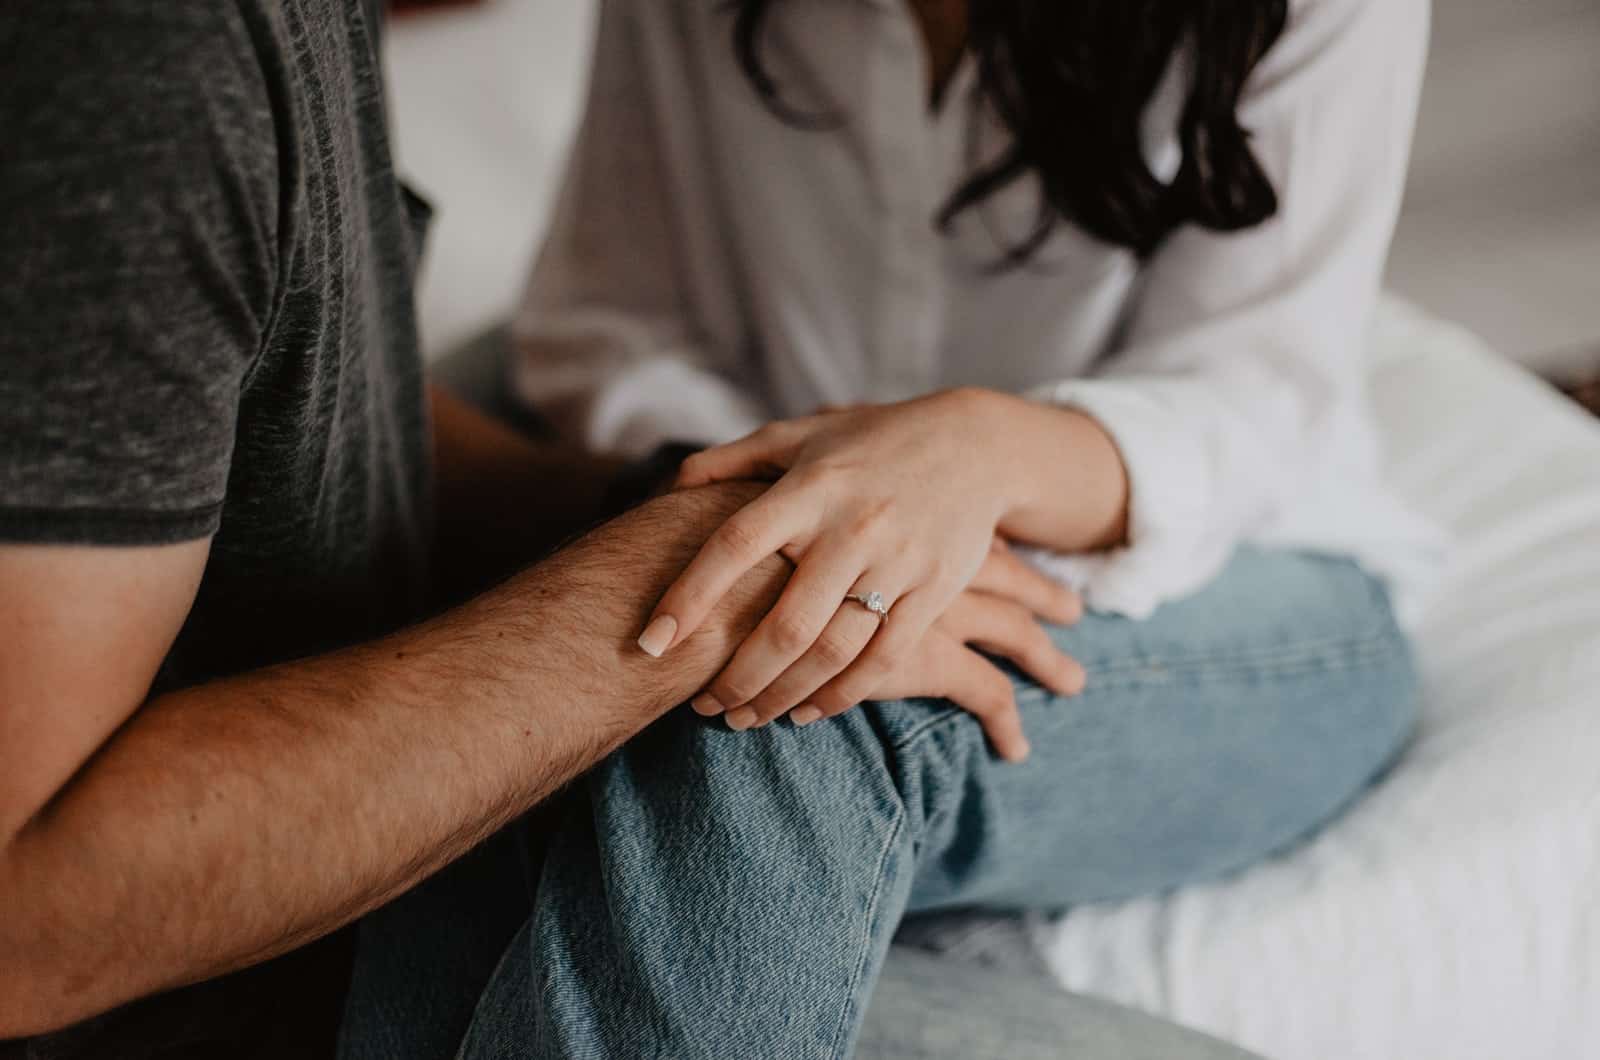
[964,692,998,718]
[812,631,859,672]
[848,499,895,539]
[673,579,716,617]
[768,612,815,654]
[983,672,1017,712]
[714,515,763,558]
[789,462,834,490]
[717,676,760,706]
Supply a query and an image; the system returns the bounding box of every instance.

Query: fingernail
[637,615,678,658]
[725,708,758,731]
[691,693,726,717]
[790,705,823,727]
[1012,741,1033,763]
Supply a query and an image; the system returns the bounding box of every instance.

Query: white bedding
[1036,299,1600,1060]
[384,16,1600,1054]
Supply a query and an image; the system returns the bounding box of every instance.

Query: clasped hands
[636,389,1089,763]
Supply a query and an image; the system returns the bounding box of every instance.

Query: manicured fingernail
[725,708,758,731]
[790,705,823,727]
[637,615,678,658]
[691,694,725,717]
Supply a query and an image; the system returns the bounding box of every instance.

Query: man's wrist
[498,480,787,730]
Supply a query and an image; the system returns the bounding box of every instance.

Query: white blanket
[1036,299,1600,1060]
[382,20,1600,1051]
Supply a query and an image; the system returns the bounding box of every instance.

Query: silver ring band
[844,590,891,626]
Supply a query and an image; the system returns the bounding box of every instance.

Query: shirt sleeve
[0,4,279,545]
[1026,0,1430,618]
[510,0,769,458]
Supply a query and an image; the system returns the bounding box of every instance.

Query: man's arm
[0,483,784,1039]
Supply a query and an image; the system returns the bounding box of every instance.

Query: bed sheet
[1035,298,1600,1060]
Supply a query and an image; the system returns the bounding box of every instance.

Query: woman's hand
[704,546,1087,761]
[634,390,1085,760]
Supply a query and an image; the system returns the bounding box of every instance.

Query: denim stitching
[888,630,1405,755]
[826,804,906,1060]
[1068,628,1400,677]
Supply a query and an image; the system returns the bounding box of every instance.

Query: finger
[969,547,1082,626]
[696,541,869,720]
[941,595,1086,697]
[733,600,880,729]
[674,421,807,489]
[736,568,908,728]
[936,648,1031,763]
[638,486,811,656]
[805,586,945,722]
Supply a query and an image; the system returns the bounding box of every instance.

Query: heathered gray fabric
[0,0,432,684]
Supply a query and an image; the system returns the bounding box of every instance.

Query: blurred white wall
[386,0,596,360]
[387,0,1600,375]
[1388,0,1600,377]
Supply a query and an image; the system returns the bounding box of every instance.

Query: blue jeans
[340,548,1415,1059]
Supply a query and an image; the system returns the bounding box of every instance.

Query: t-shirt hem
[0,502,224,546]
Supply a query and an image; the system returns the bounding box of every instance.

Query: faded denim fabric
[342,548,1412,1059]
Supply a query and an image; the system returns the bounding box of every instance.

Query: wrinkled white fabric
[1035,298,1600,1060]
[513,0,1442,618]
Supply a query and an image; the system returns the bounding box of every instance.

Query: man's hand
[0,482,786,1038]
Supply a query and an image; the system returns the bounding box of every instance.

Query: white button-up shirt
[513,0,1442,618]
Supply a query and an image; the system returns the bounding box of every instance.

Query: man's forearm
[0,484,782,1038]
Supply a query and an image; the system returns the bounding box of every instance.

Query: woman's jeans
[339,548,1417,1059]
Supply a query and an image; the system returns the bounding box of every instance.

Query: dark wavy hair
[728,0,1289,262]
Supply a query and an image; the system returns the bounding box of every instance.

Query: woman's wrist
[966,388,1130,554]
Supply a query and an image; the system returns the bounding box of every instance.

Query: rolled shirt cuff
[583,355,770,458]
[1022,378,1238,619]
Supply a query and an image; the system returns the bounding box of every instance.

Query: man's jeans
[340,548,1415,1059]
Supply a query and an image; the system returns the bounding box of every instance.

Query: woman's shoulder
[1283,0,1429,46]
[1243,0,1429,104]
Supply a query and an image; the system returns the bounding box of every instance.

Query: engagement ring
[844,590,891,626]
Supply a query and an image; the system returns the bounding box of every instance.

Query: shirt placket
[865,4,946,403]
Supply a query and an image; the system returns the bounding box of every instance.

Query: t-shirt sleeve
[0,4,281,545]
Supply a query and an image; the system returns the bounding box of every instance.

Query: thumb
[675,421,806,489]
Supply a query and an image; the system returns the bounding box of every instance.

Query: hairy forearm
[0,484,780,1037]
[984,391,1130,554]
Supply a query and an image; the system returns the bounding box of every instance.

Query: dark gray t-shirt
[0,0,432,687]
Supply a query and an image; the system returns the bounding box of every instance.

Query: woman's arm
[630,0,1430,730]
[512,0,768,457]
[1020,0,1431,616]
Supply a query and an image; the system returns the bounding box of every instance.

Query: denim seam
[1072,628,1401,677]
[888,630,1404,755]
[1063,638,1402,691]
[826,803,907,1060]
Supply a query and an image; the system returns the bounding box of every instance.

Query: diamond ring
[844,590,891,626]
